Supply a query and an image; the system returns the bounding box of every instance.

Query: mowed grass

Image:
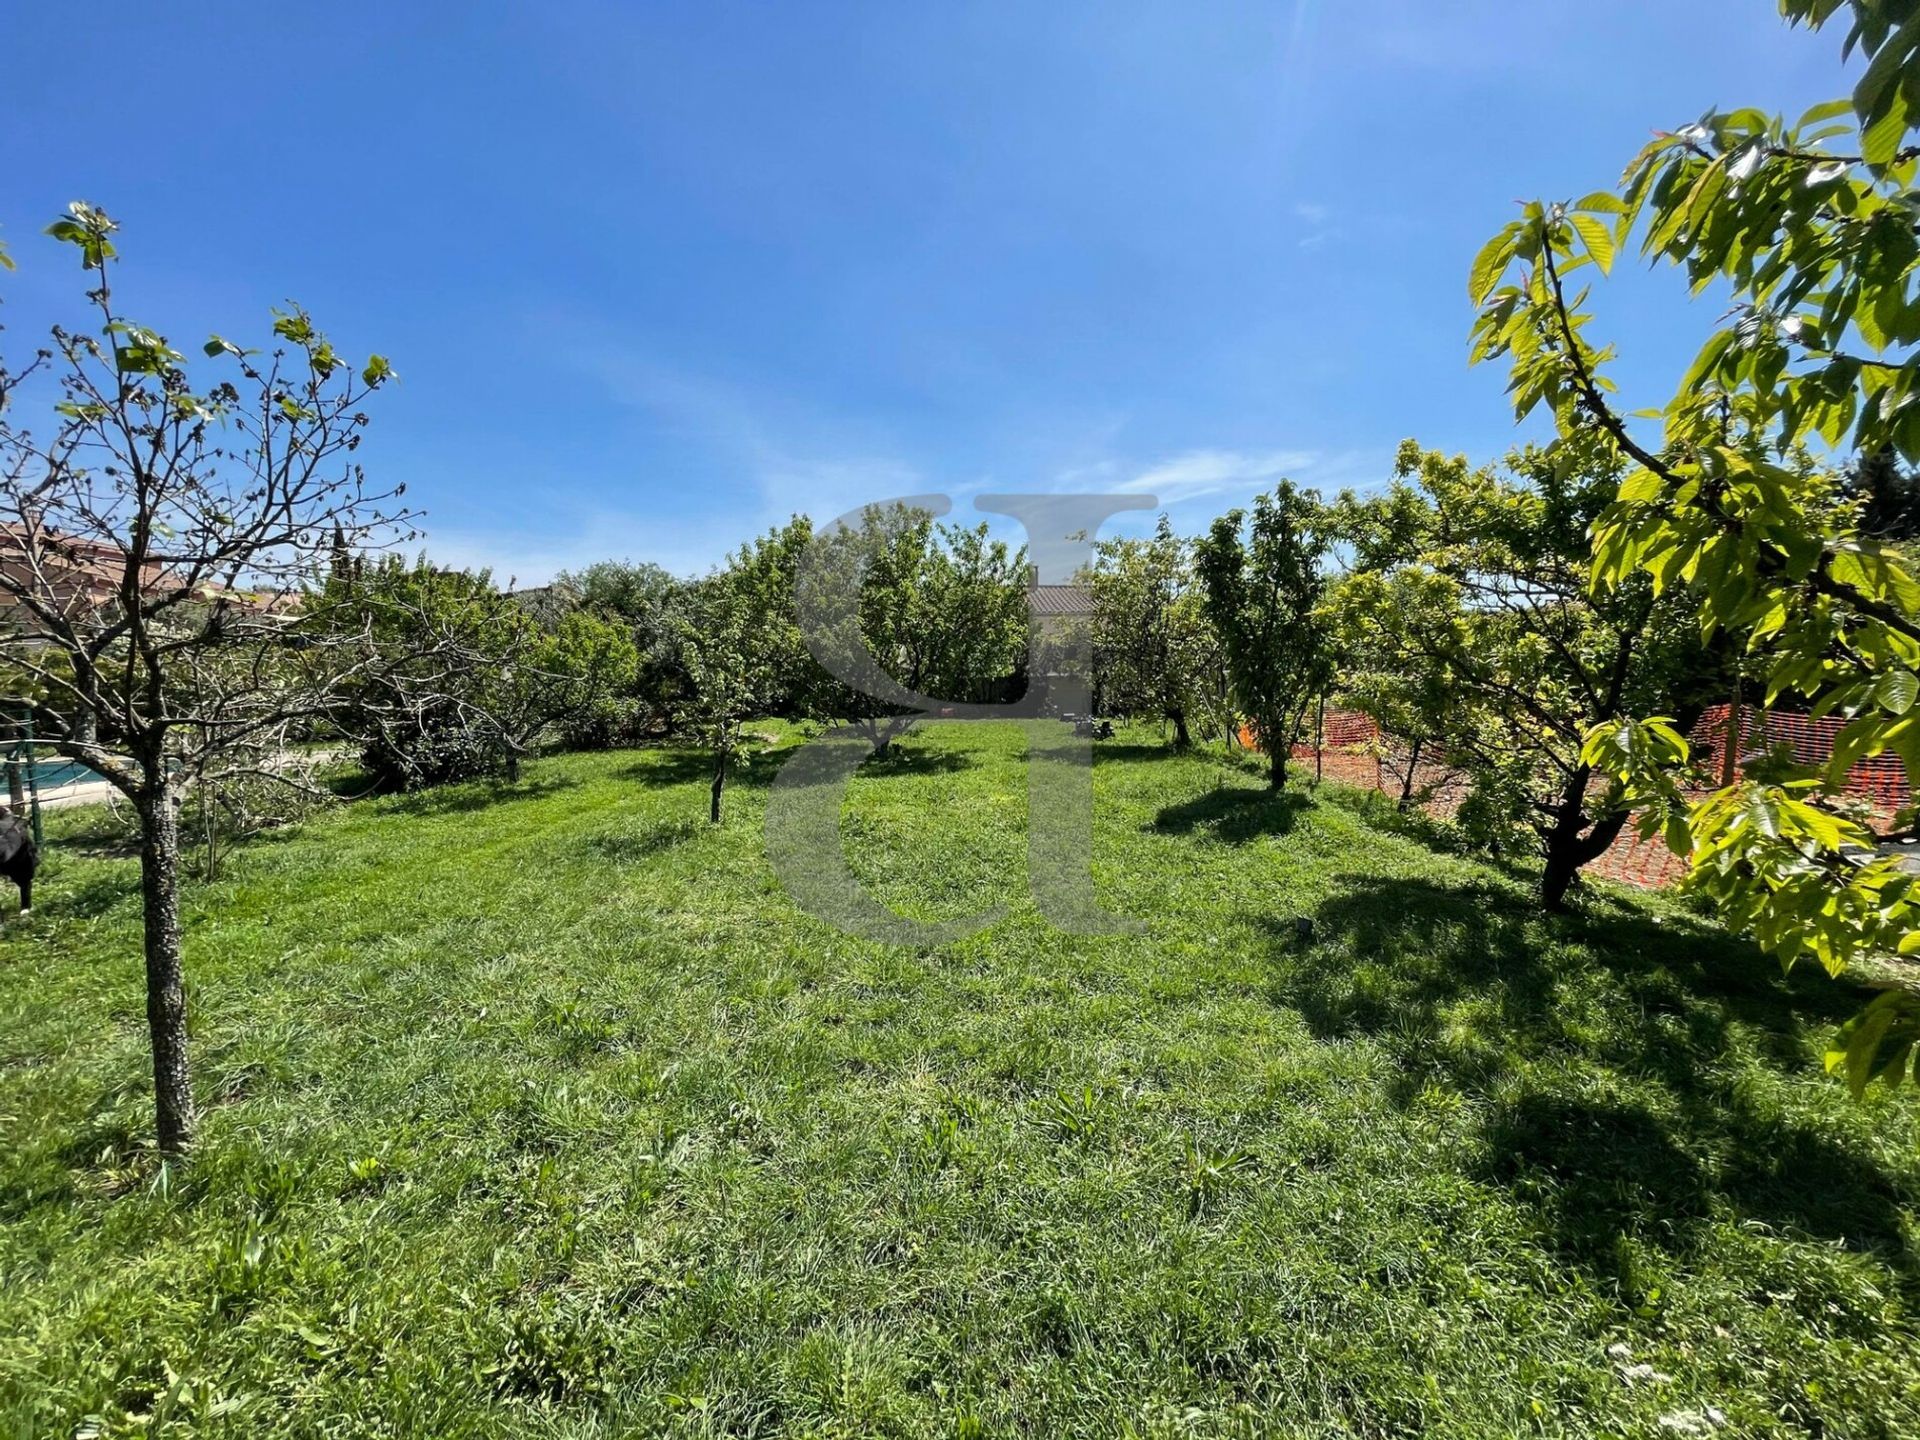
[4,723,1920,1438]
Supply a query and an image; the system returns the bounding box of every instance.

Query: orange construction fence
[1267,702,1910,890]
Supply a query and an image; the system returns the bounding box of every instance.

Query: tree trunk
[1269,740,1287,791]
[4,712,20,813]
[1538,766,1631,912]
[506,751,522,783]
[1721,675,1744,788]
[1169,708,1191,749]
[1540,828,1582,912]
[1314,695,1325,785]
[710,747,727,824]
[1398,734,1423,812]
[138,780,195,1156]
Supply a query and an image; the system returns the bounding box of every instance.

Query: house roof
[1028,583,1093,617]
[0,523,298,617]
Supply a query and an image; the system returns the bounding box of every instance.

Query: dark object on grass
[0,805,36,915]
[1291,915,1314,944]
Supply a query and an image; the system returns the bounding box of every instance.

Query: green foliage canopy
[1328,442,1724,907]
[1085,516,1226,748]
[1193,482,1332,789]
[1468,0,1920,1086]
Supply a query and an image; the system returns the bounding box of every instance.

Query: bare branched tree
[0,203,419,1155]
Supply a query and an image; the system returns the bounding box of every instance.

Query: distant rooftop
[1028,583,1092,618]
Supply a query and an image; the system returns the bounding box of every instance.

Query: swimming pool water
[23,758,101,789]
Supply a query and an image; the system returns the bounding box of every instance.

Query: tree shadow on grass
[1151,786,1311,844]
[857,744,980,777]
[616,742,977,791]
[1093,742,1199,765]
[616,749,777,789]
[1481,1093,1712,1272]
[12,868,137,926]
[373,774,582,818]
[42,804,141,858]
[1260,873,1915,1285]
[1312,782,1551,889]
[579,818,702,863]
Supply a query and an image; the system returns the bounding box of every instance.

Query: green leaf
[1797,97,1855,128]
[1569,214,1615,273]
[1879,668,1919,716]
[1860,82,1913,169]
[1829,992,1920,1100]
[1573,191,1627,215]
[272,310,314,345]
[1852,11,1920,156]
[1617,470,1666,504]
[1468,227,1517,305]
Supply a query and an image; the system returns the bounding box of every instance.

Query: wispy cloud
[437,313,947,578]
[559,328,932,525]
[414,312,1386,583]
[1115,447,1320,502]
[1292,199,1339,251]
[420,508,749,589]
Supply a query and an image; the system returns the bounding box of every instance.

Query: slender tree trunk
[1398,734,1423,812]
[506,751,522,783]
[1170,708,1191,749]
[138,778,195,1156]
[204,797,219,882]
[1268,737,1287,791]
[1721,675,1743,788]
[1314,694,1325,785]
[710,746,727,824]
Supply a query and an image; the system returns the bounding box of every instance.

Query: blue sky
[2,2,1849,582]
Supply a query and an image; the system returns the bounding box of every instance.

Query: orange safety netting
[1266,702,1912,891]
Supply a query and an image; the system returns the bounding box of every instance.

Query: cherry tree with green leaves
[804,504,1028,753]
[915,520,1031,707]
[554,559,691,736]
[1085,516,1224,749]
[679,517,813,822]
[1466,0,1920,1089]
[537,606,646,751]
[1194,482,1332,789]
[1328,441,1727,908]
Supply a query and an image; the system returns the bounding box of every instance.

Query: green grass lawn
[4,724,1919,1438]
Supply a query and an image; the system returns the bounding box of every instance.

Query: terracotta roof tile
[1028,584,1093,617]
